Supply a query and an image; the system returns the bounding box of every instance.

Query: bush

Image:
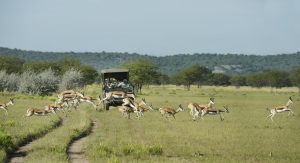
[0,71,20,92]
[0,131,13,150]
[0,71,6,91]
[34,69,59,95]
[18,71,36,94]
[5,73,20,92]
[59,69,83,91]
[18,69,59,95]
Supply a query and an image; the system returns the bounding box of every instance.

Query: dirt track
[8,118,63,163]
[67,121,97,163]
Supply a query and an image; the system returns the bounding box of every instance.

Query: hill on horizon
[0,47,299,75]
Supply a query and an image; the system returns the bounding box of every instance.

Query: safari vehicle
[100,68,135,110]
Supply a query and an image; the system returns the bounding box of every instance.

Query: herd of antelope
[0,90,296,123]
[0,90,100,117]
[118,95,295,122]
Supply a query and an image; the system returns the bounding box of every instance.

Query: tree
[209,73,231,86]
[230,76,247,87]
[0,56,25,73]
[290,67,300,92]
[246,73,268,88]
[158,73,170,85]
[23,61,62,75]
[57,57,81,73]
[265,70,291,88]
[123,59,159,93]
[171,65,212,90]
[79,65,99,85]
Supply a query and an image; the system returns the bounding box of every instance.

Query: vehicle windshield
[103,78,133,92]
[101,69,134,93]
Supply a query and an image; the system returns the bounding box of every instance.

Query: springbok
[79,96,98,110]
[267,97,294,122]
[56,96,81,111]
[0,98,15,115]
[122,97,150,118]
[202,105,230,121]
[159,104,184,120]
[25,108,55,117]
[99,91,127,103]
[58,89,84,98]
[188,98,215,120]
[137,105,153,118]
[45,103,66,113]
[118,105,135,119]
[57,89,84,104]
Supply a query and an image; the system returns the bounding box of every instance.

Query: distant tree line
[1,56,300,95]
[121,59,300,92]
[1,47,300,75]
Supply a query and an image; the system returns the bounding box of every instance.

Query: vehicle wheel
[103,101,110,111]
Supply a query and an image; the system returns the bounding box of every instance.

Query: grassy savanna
[0,92,92,162]
[0,93,61,162]
[84,85,300,163]
[0,85,299,162]
[23,109,91,163]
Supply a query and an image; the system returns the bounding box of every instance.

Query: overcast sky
[0,0,299,56]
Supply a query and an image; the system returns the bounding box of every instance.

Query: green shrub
[0,132,13,150]
[59,69,83,91]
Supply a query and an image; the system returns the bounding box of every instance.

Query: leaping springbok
[56,96,81,112]
[267,97,294,122]
[202,105,230,121]
[188,98,215,120]
[159,104,184,120]
[99,91,127,103]
[45,103,66,113]
[122,97,151,118]
[0,98,15,116]
[118,105,135,119]
[25,108,55,117]
[137,105,153,118]
[56,89,84,104]
[79,96,99,110]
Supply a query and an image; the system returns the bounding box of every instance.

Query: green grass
[0,94,61,162]
[23,109,91,163]
[83,85,300,163]
[1,85,300,162]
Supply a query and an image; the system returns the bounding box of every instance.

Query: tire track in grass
[67,121,97,163]
[7,118,63,163]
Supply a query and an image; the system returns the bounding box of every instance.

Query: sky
[0,0,299,56]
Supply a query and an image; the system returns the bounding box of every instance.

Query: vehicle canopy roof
[101,68,129,74]
[101,68,129,82]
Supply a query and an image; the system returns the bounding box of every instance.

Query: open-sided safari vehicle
[100,68,135,110]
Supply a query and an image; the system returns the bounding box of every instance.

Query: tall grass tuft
[147,145,163,155]
[96,143,113,157]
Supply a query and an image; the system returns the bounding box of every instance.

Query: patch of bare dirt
[67,121,97,163]
[8,118,63,163]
